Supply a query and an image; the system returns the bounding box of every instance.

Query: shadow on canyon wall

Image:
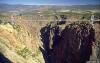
[0,52,13,63]
[40,21,96,63]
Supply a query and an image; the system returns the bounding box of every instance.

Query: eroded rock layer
[40,21,96,63]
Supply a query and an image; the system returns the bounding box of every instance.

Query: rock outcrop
[40,21,97,63]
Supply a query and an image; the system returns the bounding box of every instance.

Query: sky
[0,0,100,5]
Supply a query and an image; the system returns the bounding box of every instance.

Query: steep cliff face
[0,22,45,63]
[40,21,99,63]
[0,20,100,63]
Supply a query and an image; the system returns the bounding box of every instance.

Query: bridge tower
[90,13,95,25]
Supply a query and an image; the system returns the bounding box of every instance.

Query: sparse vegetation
[0,21,45,63]
[17,47,32,59]
[0,20,3,24]
[12,25,22,32]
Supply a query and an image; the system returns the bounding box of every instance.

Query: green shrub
[12,25,21,32]
[0,20,3,24]
[17,47,32,59]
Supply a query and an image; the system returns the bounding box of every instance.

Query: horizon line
[0,3,100,6]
